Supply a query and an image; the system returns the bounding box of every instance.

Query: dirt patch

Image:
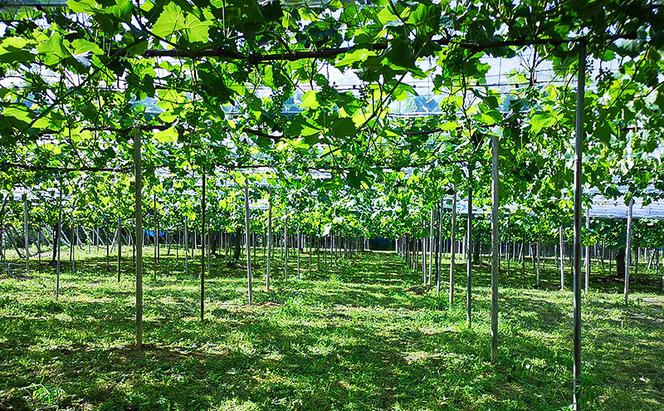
[254,301,280,308]
[405,285,428,295]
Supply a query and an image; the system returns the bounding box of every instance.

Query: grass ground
[0,246,662,410]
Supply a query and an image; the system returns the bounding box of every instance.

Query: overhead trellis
[0,2,662,411]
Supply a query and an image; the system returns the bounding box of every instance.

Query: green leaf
[153,126,178,143]
[392,83,416,101]
[441,121,459,131]
[288,138,310,150]
[126,40,149,56]
[382,38,414,71]
[1,37,27,49]
[300,124,322,136]
[159,112,177,123]
[376,7,399,25]
[36,33,69,66]
[67,0,98,13]
[300,91,320,110]
[288,117,322,137]
[593,123,613,144]
[0,37,34,64]
[153,3,210,42]
[477,110,501,126]
[530,112,556,134]
[347,169,363,189]
[153,3,186,38]
[71,39,103,55]
[183,12,211,43]
[2,106,32,124]
[406,3,440,30]
[104,0,132,19]
[330,117,356,138]
[336,48,373,67]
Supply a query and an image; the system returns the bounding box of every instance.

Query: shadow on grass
[0,250,662,410]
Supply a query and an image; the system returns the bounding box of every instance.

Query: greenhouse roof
[587,196,664,219]
[450,194,664,220]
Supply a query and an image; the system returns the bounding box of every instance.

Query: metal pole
[200,168,206,320]
[429,208,434,284]
[584,208,591,293]
[283,218,288,279]
[23,193,29,274]
[133,125,143,349]
[297,230,301,279]
[466,167,473,327]
[491,132,499,363]
[422,227,426,286]
[449,190,457,307]
[244,181,252,305]
[56,176,63,298]
[536,235,541,287]
[624,197,634,303]
[436,201,442,295]
[184,217,189,276]
[560,226,565,290]
[117,215,122,282]
[572,39,586,411]
[153,194,158,278]
[266,192,272,291]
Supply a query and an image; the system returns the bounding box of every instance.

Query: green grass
[0,247,662,410]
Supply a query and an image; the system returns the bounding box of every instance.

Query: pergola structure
[1,2,662,410]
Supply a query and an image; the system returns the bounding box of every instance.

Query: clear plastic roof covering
[588,196,664,219]
[449,193,664,220]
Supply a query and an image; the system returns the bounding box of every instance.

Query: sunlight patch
[213,398,259,411]
[403,351,442,364]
